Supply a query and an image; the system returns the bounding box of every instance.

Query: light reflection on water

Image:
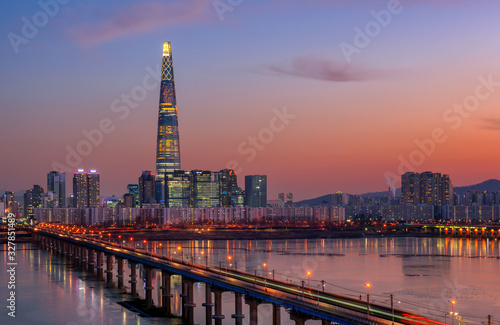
[1,237,499,325]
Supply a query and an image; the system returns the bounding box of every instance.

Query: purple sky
[2,1,500,200]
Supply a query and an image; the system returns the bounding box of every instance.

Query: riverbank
[114,228,430,241]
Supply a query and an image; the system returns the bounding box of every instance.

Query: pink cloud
[264,55,393,82]
[70,1,213,47]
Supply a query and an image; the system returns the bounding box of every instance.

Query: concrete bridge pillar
[202,283,213,325]
[117,258,124,289]
[231,292,244,325]
[160,271,173,316]
[290,312,311,325]
[211,287,225,325]
[80,247,87,266]
[245,296,261,325]
[180,276,188,320]
[96,251,104,280]
[182,278,196,324]
[129,262,137,296]
[273,303,281,325]
[105,253,113,285]
[87,249,95,272]
[145,267,154,309]
[70,245,76,260]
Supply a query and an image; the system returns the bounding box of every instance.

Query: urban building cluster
[401,171,452,205]
[127,170,266,208]
[4,167,500,224]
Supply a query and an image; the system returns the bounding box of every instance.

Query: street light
[451,301,456,325]
[445,311,452,325]
[263,263,267,291]
[306,271,312,287]
[177,246,183,261]
[365,283,371,315]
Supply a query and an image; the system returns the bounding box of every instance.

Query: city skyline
[3,1,500,201]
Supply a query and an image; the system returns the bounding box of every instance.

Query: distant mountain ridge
[295,179,500,206]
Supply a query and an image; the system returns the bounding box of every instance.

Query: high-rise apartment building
[331,191,348,206]
[401,171,452,205]
[401,172,420,204]
[155,179,164,205]
[165,170,192,207]
[245,175,267,207]
[47,171,66,207]
[24,185,44,219]
[73,169,100,208]
[156,42,181,179]
[73,170,88,208]
[127,184,139,207]
[3,191,17,215]
[191,170,219,208]
[218,169,237,207]
[87,170,100,207]
[138,171,156,207]
[286,193,293,205]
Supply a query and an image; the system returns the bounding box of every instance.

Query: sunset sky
[2,0,500,201]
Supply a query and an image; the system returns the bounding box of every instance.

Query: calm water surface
[1,236,499,325]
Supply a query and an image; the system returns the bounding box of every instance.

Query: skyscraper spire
[156,41,181,179]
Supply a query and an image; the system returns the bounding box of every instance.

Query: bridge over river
[33,229,444,325]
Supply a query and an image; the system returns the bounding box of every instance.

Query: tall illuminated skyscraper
[47,171,66,207]
[87,170,100,208]
[245,175,267,207]
[73,169,100,208]
[156,41,181,179]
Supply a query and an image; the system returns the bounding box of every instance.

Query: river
[1,236,499,324]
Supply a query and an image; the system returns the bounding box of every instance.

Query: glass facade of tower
[165,170,192,207]
[47,171,66,208]
[245,175,267,207]
[139,171,156,207]
[218,169,238,207]
[156,42,181,179]
[191,170,219,208]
